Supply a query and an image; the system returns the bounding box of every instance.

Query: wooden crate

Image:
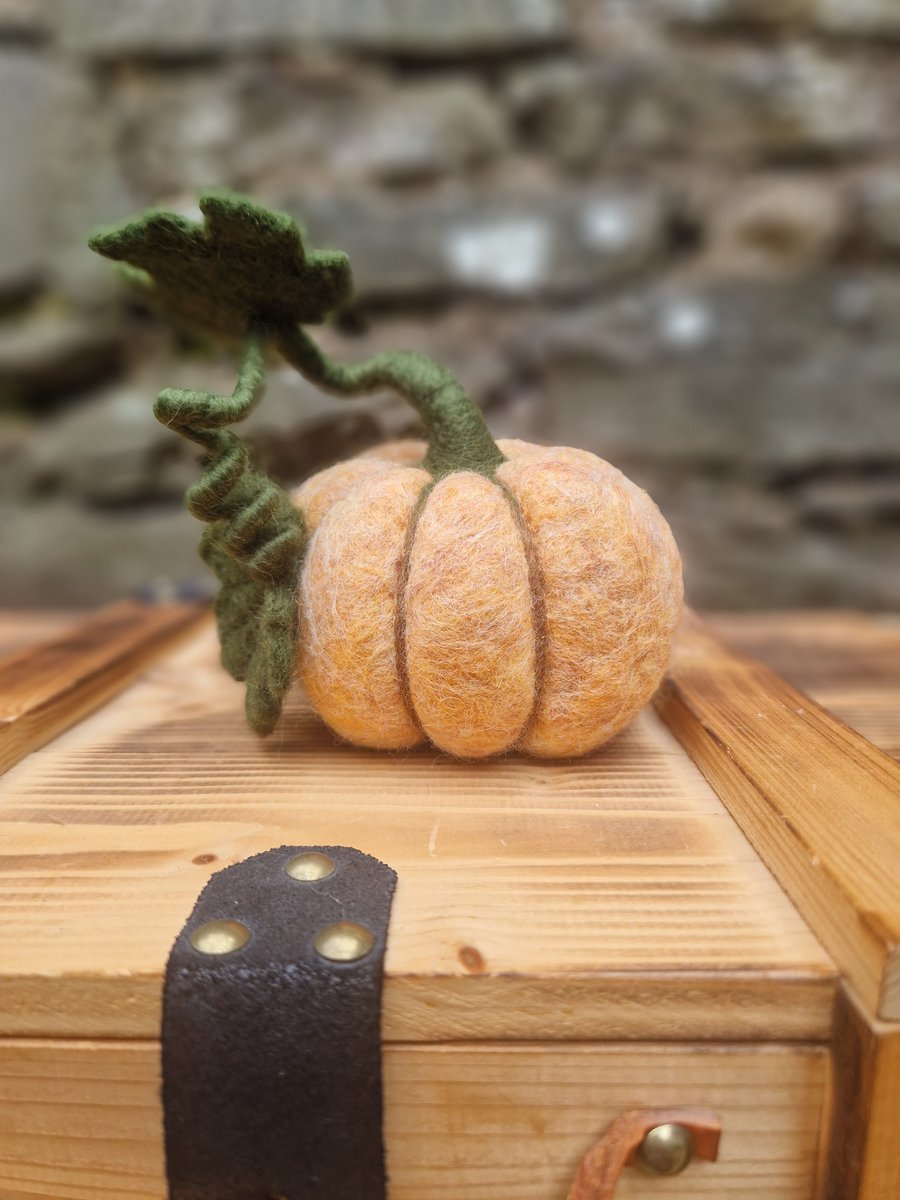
[1,604,898,1200]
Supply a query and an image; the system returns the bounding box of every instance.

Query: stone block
[656,0,811,26]
[293,185,670,300]
[41,65,138,305]
[108,64,507,202]
[113,68,242,199]
[0,0,47,35]
[621,44,891,162]
[524,274,900,469]
[0,311,127,407]
[656,0,900,36]
[329,80,508,184]
[0,498,206,607]
[748,46,891,158]
[505,60,615,170]
[20,379,177,505]
[795,471,900,530]
[650,472,900,608]
[52,0,570,58]
[702,177,847,275]
[859,168,900,252]
[0,412,32,498]
[814,0,900,36]
[0,48,47,294]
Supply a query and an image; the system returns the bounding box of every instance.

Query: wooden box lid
[0,604,845,1045]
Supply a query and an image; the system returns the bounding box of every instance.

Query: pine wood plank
[0,625,835,1043]
[705,611,900,694]
[805,691,900,765]
[707,612,900,762]
[656,615,900,1022]
[0,600,209,776]
[0,1039,829,1200]
[825,985,900,1200]
[0,612,81,660]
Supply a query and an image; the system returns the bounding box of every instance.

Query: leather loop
[567,1108,721,1200]
[162,845,396,1200]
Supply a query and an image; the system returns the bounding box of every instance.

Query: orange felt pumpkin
[88,192,683,756]
[292,437,682,759]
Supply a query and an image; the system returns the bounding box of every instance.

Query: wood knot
[458,945,486,973]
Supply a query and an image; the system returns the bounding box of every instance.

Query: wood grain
[0,625,835,1042]
[0,1039,828,1200]
[825,985,900,1200]
[0,611,81,660]
[0,600,209,776]
[656,615,900,1021]
[707,611,900,762]
[705,612,900,695]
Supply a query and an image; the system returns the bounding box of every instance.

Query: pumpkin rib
[291,457,393,536]
[393,477,436,742]
[298,467,430,750]
[493,478,549,751]
[497,450,682,759]
[403,471,537,759]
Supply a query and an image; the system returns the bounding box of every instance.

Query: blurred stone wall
[2,0,900,608]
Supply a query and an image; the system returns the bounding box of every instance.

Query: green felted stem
[153,332,306,736]
[275,325,505,480]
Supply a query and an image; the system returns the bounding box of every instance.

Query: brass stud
[285,851,336,882]
[638,1123,695,1176]
[190,919,251,956]
[314,921,374,962]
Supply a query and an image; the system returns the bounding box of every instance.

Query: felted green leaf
[88,191,352,339]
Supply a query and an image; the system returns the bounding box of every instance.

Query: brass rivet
[638,1123,695,1176]
[314,921,374,962]
[285,851,336,882]
[190,919,251,956]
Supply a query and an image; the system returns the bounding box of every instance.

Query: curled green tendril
[153,333,306,735]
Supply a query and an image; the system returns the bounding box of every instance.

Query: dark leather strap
[162,845,397,1200]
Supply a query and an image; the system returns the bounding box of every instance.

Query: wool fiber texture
[299,467,430,750]
[293,440,683,759]
[404,471,537,758]
[292,457,394,535]
[496,445,682,757]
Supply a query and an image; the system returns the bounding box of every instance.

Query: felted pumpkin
[291,437,681,758]
[89,192,683,759]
